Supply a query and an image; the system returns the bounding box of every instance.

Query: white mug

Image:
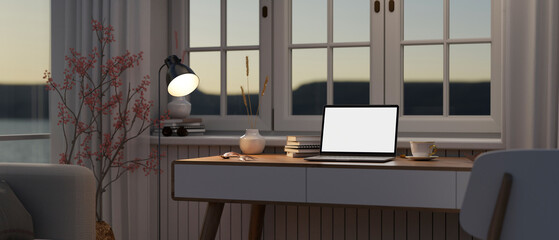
[410,141,438,157]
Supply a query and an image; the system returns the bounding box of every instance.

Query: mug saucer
[406,155,438,161]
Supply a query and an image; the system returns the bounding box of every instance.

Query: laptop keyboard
[305,155,394,162]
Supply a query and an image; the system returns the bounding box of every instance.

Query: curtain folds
[505,0,559,149]
[51,0,156,239]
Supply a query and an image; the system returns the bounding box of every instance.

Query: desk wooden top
[174,154,473,171]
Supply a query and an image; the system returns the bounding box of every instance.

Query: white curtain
[505,0,559,149]
[50,0,159,239]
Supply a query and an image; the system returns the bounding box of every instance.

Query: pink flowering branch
[46,19,167,222]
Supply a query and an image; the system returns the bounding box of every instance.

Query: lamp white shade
[167,73,200,97]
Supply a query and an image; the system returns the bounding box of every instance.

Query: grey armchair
[0,163,96,240]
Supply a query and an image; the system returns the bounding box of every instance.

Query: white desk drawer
[174,164,306,202]
[307,168,457,209]
[456,171,470,209]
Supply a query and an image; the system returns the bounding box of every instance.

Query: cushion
[0,179,34,240]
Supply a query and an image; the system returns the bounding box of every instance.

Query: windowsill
[150,131,504,150]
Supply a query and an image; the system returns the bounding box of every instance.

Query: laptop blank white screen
[321,106,398,153]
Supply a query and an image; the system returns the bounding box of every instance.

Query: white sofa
[0,163,95,240]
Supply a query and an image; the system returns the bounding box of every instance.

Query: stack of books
[284,135,321,158]
[152,118,206,136]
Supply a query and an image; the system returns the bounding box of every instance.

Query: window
[0,1,50,162]
[179,0,501,137]
[385,0,501,135]
[181,0,273,130]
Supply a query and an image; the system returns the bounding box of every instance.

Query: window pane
[190,52,221,115]
[450,44,490,115]
[333,0,369,43]
[0,1,50,163]
[404,0,443,40]
[0,0,50,133]
[227,0,259,46]
[292,0,327,44]
[227,51,260,116]
[403,45,443,115]
[0,86,49,133]
[190,0,220,47]
[334,47,369,104]
[0,139,49,163]
[450,0,491,39]
[292,49,327,115]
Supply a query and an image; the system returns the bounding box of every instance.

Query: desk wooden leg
[199,202,225,240]
[248,204,266,240]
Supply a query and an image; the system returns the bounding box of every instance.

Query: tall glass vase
[239,129,266,154]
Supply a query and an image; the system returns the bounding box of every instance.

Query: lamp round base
[168,97,191,119]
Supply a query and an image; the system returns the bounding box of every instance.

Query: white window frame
[274,0,502,137]
[176,0,503,138]
[385,0,503,137]
[273,0,385,132]
[172,0,273,131]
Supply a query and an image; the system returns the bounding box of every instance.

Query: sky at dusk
[0,0,50,85]
[0,0,490,90]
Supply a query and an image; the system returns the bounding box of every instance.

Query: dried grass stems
[241,56,269,129]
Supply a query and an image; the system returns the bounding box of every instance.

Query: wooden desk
[172,155,472,240]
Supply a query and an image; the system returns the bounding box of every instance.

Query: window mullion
[220,0,227,117]
[327,0,334,105]
[443,0,449,116]
[371,0,384,104]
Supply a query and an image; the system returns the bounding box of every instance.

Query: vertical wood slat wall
[156,144,486,240]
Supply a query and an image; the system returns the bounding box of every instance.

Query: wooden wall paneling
[183,145,199,240]
[472,149,487,160]
[381,209,395,240]
[263,146,276,154]
[209,146,221,156]
[199,202,209,237]
[218,145,233,240]
[220,203,232,240]
[220,146,232,154]
[321,207,333,240]
[286,205,298,240]
[407,210,420,240]
[419,211,433,240]
[394,209,407,240]
[158,144,169,240]
[231,145,242,154]
[167,145,179,240]
[199,146,210,157]
[208,146,221,240]
[230,203,242,240]
[297,206,310,240]
[370,208,382,239]
[433,212,446,240]
[262,205,275,240]
[459,226,473,240]
[445,149,461,157]
[275,205,287,240]
[309,206,322,240]
[356,208,369,240]
[445,213,459,240]
[345,208,357,240]
[333,207,345,240]
[241,204,251,239]
[148,158,159,240]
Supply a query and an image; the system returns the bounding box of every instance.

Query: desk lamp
[162,55,200,118]
[157,54,199,240]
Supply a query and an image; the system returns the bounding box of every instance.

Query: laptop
[305,105,399,163]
